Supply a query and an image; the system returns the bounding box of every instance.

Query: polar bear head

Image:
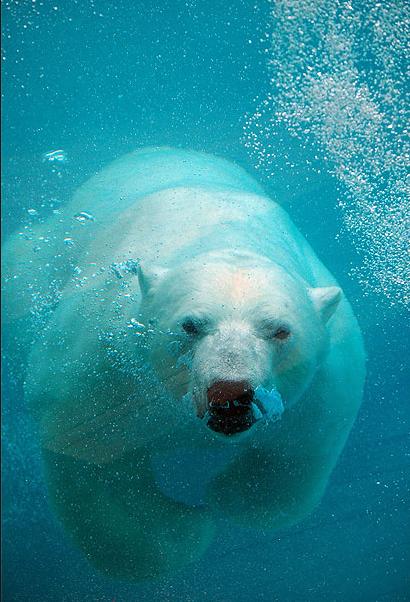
[136,250,341,438]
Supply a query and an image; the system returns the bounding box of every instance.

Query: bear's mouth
[205,404,256,436]
[204,380,256,436]
[201,380,285,436]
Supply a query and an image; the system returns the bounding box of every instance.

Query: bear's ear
[309,286,342,323]
[138,263,169,296]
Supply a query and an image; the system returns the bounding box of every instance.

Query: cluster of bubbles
[243,0,409,307]
[13,167,100,334]
[40,149,69,180]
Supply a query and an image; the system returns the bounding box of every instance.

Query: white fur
[5,148,365,580]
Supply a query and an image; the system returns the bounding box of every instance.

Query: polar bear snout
[207,380,253,408]
[206,380,255,435]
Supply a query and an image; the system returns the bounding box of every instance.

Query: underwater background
[2,0,409,600]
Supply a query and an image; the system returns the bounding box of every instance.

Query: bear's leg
[207,445,329,530]
[43,449,215,581]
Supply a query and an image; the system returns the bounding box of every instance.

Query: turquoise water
[2,1,409,600]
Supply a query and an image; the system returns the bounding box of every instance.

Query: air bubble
[243,0,410,307]
[42,149,68,163]
[127,318,146,335]
[74,211,95,224]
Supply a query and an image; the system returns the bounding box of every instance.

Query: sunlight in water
[243,0,409,307]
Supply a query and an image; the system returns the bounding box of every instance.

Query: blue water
[2,1,409,600]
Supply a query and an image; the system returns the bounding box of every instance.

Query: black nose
[206,380,255,435]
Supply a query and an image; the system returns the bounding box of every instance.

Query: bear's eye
[182,318,202,336]
[273,326,291,341]
[259,320,291,341]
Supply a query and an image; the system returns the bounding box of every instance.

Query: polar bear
[3,147,365,581]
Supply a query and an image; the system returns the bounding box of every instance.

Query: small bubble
[49,197,63,208]
[127,318,146,335]
[130,318,145,328]
[42,149,68,164]
[27,208,38,216]
[74,211,95,224]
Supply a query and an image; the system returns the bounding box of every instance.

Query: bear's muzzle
[206,380,255,435]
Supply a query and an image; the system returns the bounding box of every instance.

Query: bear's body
[4,148,365,580]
